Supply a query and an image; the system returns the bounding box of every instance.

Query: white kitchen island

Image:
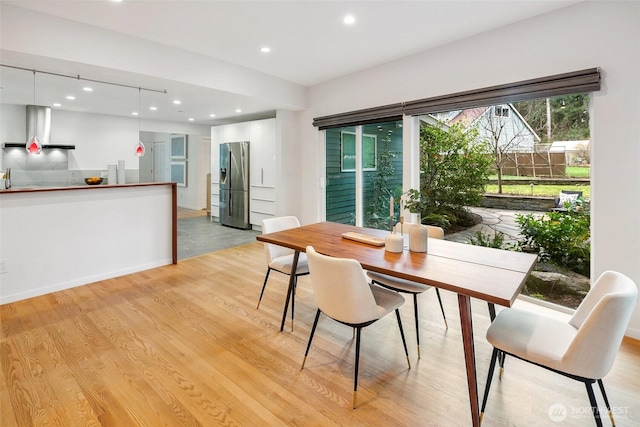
[0,182,177,304]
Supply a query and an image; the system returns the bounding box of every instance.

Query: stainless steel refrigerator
[219,141,250,229]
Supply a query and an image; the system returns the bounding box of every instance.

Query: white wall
[295,1,640,337]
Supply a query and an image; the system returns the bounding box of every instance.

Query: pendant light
[26,70,42,154]
[134,87,146,156]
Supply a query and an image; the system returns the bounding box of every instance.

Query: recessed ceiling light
[66,95,75,100]
[260,46,271,53]
[83,87,93,92]
[173,100,181,105]
[344,14,355,25]
[132,112,139,116]
[209,113,216,118]
[235,108,242,113]
[188,118,194,122]
[149,106,157,111]
[52,103,62,107]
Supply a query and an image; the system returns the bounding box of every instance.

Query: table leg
[279,251,300,332]
[458,294,480,427]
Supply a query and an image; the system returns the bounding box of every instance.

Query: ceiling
[0,0,580,125]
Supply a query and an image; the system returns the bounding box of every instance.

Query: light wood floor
[1,242,639,426]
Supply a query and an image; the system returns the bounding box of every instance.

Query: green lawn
[488,166,590,181]
[485,184,590,198]
[566,166,590,178]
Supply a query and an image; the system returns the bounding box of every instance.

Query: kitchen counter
[0,182,177,304]
[0,182,169,193]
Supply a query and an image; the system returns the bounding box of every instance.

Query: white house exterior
[440,104,541,152]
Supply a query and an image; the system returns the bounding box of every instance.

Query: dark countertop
[0,182,175,194]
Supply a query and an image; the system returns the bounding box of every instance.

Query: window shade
[312,68,600,128]
[312,103,403,130]
[403,68,600,116]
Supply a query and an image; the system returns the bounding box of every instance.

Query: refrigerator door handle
[228,151,232,188]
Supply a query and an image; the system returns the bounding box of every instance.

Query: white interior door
[153,141,169,182]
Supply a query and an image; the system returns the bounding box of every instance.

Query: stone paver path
[445,207,545,246]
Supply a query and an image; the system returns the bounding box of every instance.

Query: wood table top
[257,221,538,307]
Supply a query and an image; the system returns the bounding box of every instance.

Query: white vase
[409,223,428,253]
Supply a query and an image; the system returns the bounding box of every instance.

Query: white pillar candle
[385,233,403,253]
[390,196,394,218]
[409,224,429,253]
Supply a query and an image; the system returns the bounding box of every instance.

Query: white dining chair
[257,216,309,317]
[302,246,411,409]
[480,270,638,426]
[366,224,447,358]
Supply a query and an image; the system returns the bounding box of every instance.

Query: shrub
[468,230,505,249]
[516,211,590,276]
[416,122,492,229]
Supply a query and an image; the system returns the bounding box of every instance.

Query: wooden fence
[500,150,566,177]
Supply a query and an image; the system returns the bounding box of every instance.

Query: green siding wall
[326,123,403,225]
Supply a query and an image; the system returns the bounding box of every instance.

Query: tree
[513,94,590,143]
[473,105,532,193]
[418,122,491,228]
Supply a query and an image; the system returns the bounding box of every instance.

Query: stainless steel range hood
[2,105,75,150]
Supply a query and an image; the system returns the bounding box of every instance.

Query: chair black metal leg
[413,294,421,359]
[395,309,411,369]
[480,347,499,424]
[597,379,616,426]
[301,309,321,370]
[291,275,297,330]
[435,288,448,329]
[585,381,603,427]
[353,327,362,409]
[488,303,497,321]
[487,303,507,377]
[256,268,272,309]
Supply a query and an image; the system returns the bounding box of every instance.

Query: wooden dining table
[257,221,537,426]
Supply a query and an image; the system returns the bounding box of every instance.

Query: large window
[419,93,592,310]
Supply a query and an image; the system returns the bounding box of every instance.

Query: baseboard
[0,259,173,305]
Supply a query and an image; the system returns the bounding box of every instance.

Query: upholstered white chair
[481,270,638,426]
[257,216,309,314]
[366,224,447,358]
[302,246,411,409]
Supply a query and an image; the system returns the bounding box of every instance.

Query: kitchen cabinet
[250,118,276,188]
[210,126,223,220]
[249,119,276,229]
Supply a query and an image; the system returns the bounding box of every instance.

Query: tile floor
[178,214,259,260]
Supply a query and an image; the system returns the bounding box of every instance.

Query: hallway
[177,209,259,260]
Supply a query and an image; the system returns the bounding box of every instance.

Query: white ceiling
[1,0,580,125]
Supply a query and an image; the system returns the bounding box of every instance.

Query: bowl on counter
[84,177,104,185]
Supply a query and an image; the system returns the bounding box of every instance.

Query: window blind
[312,68,600,128]
[403,67,600,116]
[312,103,403,130]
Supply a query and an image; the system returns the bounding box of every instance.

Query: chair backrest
[563,270,638,378]
[426,225,444,240]
[306,246,382,324]
[398,223,444,239]
[261,216,300,264]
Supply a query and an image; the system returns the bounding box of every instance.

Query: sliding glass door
[325,120,403,229]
